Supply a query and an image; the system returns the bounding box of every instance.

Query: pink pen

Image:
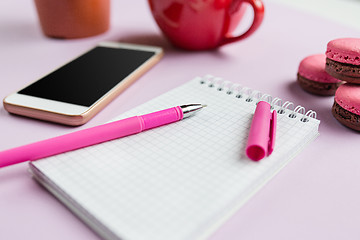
[0,104,205,168]
[246,101,277,161]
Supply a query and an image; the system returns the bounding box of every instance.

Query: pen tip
[202,104,207,108]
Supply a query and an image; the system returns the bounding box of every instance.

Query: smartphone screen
[18,46,156,107]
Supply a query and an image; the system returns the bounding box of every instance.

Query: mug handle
[221,0,264,46]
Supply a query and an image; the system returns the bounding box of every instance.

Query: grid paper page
[31,76,320,240]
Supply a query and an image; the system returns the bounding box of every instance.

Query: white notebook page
[30,76,320,240]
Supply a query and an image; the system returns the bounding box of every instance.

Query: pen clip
[268,109,277,156]
[246,101,277,161]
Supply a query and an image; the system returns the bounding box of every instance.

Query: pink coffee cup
[148,0,264,50]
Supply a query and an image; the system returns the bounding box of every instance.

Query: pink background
[1,0,360,239]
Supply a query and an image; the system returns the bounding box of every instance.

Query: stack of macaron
[297,38,360,131]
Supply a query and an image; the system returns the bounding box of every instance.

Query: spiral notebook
[29,75,320,240]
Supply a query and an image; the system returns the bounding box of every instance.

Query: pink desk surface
[1,0,360,239]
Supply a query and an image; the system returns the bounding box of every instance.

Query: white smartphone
[3,42,163,126]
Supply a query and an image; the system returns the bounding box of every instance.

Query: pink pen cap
[246,101,277,161]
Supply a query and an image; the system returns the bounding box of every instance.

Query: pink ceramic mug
[148,0,264,50]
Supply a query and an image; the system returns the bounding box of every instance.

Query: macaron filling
[332,101,360,131]
[326,58,360,81]
[297,74,342,95]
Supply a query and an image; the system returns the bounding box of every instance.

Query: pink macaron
[297,54,343,95]
[325,38,360,83]
[332,83,360,131]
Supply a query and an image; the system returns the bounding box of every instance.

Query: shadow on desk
[116,32,174,51]
[114,32,237,59]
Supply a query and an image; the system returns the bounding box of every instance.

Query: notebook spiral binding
[199,75,317,123]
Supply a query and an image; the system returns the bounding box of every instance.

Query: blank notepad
[30,76,320,240]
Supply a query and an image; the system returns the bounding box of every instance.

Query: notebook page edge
[28,162,122,240]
